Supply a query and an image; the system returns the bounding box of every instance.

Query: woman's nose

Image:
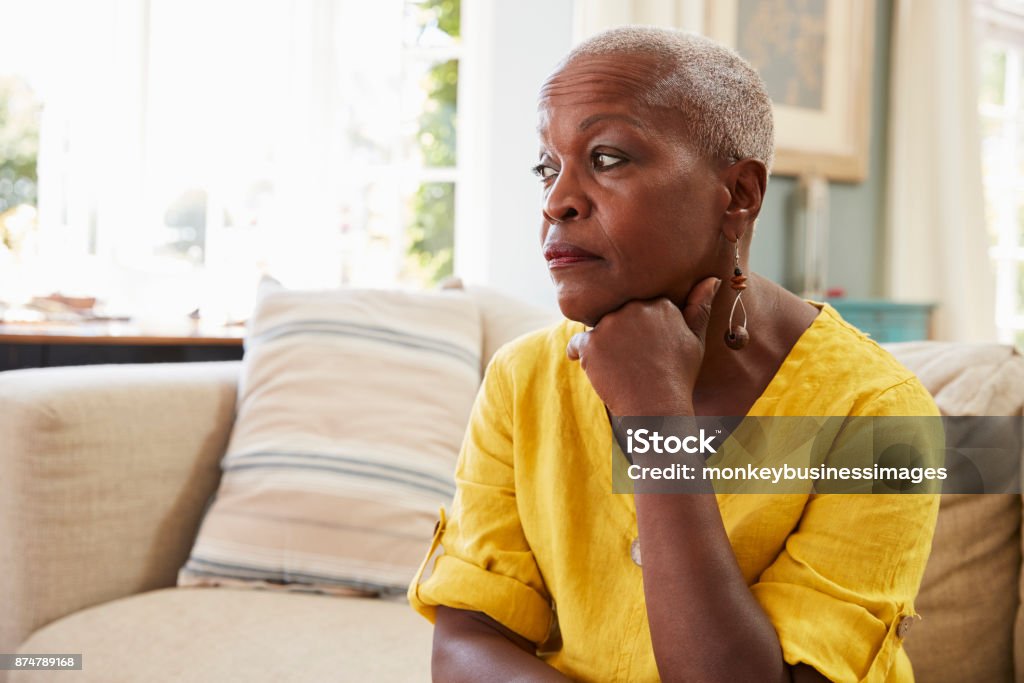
[542,170,592,224]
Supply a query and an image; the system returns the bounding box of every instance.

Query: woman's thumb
[681,276,721,345]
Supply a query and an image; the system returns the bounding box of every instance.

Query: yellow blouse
[409,302,940,682]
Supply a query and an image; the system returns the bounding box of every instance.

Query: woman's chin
[556,294,613,328]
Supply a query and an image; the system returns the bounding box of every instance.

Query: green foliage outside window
[404,0,459,287]
[0,76,41,255]
[426,0,460,38]
[418,59,458,168]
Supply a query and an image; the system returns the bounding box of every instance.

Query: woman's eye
[532,164,558,180]
[593,153,624,170]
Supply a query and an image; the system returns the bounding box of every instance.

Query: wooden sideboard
[0,300,935,372]
[826,299,936,343]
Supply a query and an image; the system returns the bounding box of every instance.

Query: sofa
[1,290,1023,682]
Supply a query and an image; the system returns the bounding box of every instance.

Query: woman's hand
[566,276,721,416]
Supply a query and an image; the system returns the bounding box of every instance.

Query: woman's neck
[691,273,819,416]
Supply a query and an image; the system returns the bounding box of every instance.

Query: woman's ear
[720,159,768,243]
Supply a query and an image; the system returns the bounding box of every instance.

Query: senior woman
[408,26,939,683]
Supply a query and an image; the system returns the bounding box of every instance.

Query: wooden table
[0,320,246,371]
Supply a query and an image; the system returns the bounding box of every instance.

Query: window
[0,0,461,325]
[0,76,39,261]
[977,0,1024,348]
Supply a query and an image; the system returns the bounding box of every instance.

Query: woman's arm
[568,282,830,682]
[432,606,571,682]
[433,602,825,683]
[634,492,786,682]
[411,349,566,679]
[635,492,828,683]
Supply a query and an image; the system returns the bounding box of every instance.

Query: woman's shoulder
[759,302,939,417]
[489,318,582,367]
[484,318,589,395]
[817,303,923,384]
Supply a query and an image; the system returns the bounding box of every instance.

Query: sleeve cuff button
[896,616,916,639]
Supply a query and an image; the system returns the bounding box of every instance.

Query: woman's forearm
[432,606,571,682]
[634,491,788,683]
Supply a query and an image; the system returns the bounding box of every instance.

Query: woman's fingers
[566,331,589,361]
[570,277,719,363]
[681,277,722,346]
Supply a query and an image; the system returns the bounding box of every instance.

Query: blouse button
[630,537,642,566]
[896,616,915,639]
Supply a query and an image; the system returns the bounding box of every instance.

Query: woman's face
[536,53,732,327]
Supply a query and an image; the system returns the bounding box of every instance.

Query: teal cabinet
[825,299,935,342]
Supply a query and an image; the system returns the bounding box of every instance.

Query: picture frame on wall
[705,0,876,182]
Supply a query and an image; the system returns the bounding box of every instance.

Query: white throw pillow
[178,279,481,595]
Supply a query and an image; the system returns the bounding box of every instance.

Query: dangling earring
[725,242,750,350]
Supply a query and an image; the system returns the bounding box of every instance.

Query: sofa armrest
[0,361,239,655]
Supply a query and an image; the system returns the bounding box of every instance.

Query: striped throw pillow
[178,280,481,596]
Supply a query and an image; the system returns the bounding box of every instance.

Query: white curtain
[885,0,996,342]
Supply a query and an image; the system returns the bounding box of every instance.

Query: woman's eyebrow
[536,113,649,137]
[578,113,648,132]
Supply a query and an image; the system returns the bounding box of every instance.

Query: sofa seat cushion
[12,587,430,682]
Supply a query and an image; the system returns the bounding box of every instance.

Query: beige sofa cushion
[903,493,1019,682]
[885,341,1024,416]
[459,284,561,371]
[179,281,481,596]
[13,587,430,682]
[884,341,1024,682]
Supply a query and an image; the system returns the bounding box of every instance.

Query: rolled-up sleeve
[408,352,553,645]
[751,378,942,682]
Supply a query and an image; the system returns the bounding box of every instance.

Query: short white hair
[559,25,775,172]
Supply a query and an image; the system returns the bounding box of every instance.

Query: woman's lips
[544,243,601,269]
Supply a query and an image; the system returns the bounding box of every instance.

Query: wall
[456,0,892,309]
[454,0,574,312]
[747,0,892,300]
